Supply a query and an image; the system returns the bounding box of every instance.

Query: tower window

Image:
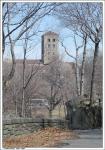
[53,44,55,48]
[53,39,55,42]
[48,39,50,42]
[48,44,50,48]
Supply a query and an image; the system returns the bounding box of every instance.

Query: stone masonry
[41,31,59,64]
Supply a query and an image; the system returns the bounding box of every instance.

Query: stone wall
[3,118,68,138]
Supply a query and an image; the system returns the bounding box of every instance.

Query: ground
[3,128,102,148]
[3,127,78,148]
[55,129,103,148]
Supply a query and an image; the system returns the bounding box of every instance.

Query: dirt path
[55,129,103,148]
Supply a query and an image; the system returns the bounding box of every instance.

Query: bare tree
[21,23,42,117]
[38,60,64,118]
[56,2,103,103]
[60,37,83,96]
[79,3,103,103]
[3,2,58,90]
[73,36,83,96]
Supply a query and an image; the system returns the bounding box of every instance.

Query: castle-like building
[4,31,75,118]
[14,31,59,65]
[41,31,59,64]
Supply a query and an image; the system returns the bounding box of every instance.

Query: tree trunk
[90,39,100,105]
[75,49,80,96]
[3,43,16,91]
[62,100,67,119]
[80,34,87,96]
[21,32,27,117]
[22,88,25,117]
[2,30,5,54]
[22,51,26,117]
[49,110,52,118]
[49,85,53,118]
[29,98,32,118]
[21,58,26,117]
[3,89,6,113]
[58,104,61,118]
[3,7,16,90]
[15,101,18,116]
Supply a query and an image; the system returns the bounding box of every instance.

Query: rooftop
[42,31,58,36]
[15,59,42,64]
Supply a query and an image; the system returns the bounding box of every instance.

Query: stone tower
[41,31,59,64]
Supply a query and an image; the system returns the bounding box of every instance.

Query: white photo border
[0,0,105,150]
